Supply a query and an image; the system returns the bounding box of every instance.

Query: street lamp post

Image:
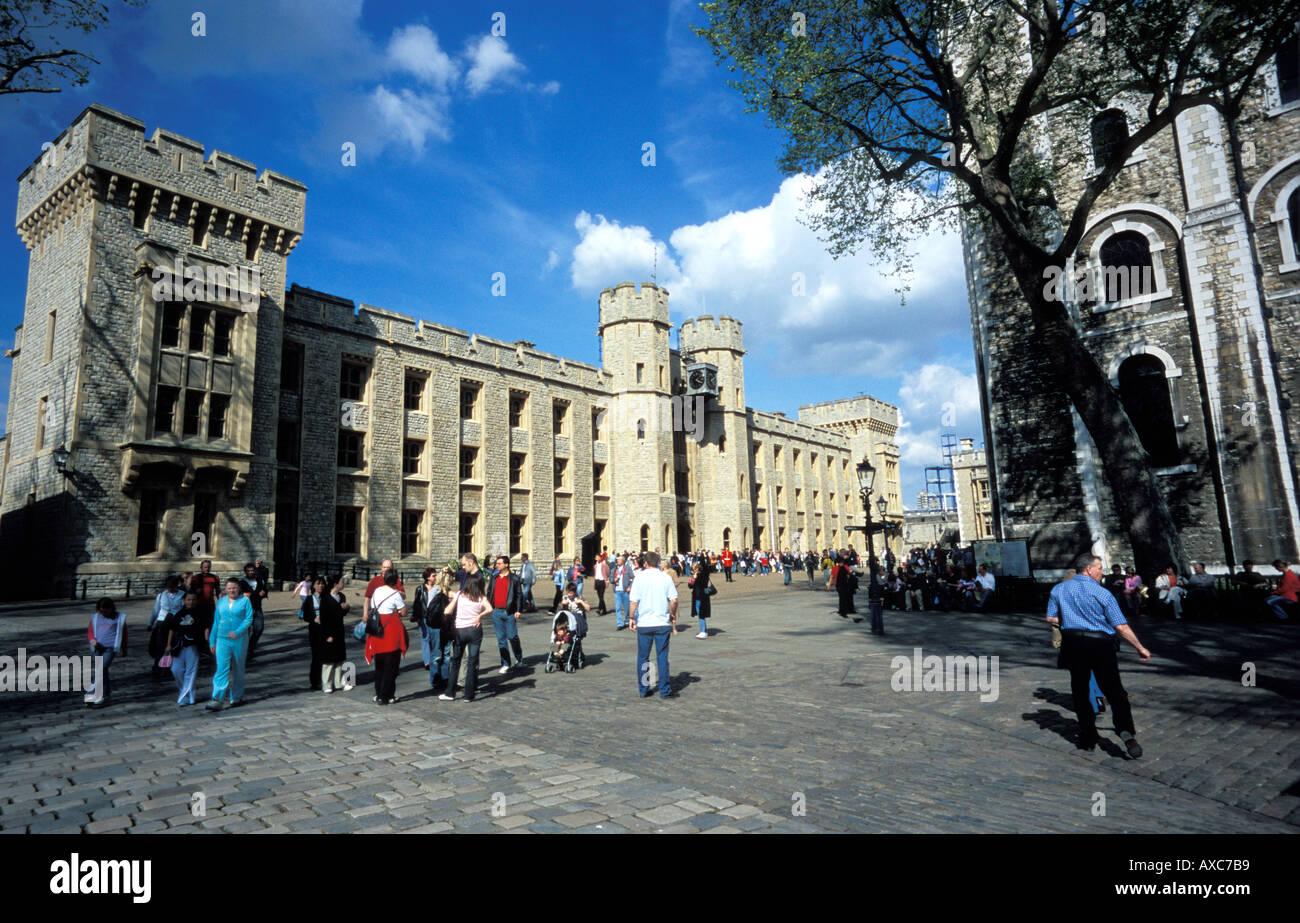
[856,459,885,635]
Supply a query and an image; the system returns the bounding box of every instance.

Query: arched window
[718,434,726,453]
[1091,108,1129,168]
[740,474,746,496]
[1290,187,1300,261]
[1117,354,1179,467]
[1098,230,1154,303]
[636,419,646,440]
[664,525,671,551]
[1279,33,1300,106]
[722,527,731,548]
[661,463,669,493]
[640,524,650,551]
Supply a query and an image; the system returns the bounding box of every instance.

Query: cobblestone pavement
[0,574,1296,833]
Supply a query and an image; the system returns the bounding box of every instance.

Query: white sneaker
[696,631,708,639]
[343,684,354,692]
[438,694,454,701]
[323,688,333,694]
[498,665,510,675]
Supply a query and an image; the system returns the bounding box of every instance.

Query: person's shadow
[1026,687,1124,757]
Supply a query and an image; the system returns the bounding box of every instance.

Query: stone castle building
[963,38,1300,574]
[1,105,901,596]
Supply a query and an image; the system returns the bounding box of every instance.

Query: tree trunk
[999,243,1188,580]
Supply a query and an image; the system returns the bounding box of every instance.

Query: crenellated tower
[678,314,752,550]
[597,282,677,553]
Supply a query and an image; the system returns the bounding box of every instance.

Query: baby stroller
[544,607,588,673]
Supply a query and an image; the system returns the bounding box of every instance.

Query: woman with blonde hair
[424,567,457,692]
[441,573,492,702]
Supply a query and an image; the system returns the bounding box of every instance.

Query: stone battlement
[597,281,670,330]
[285,284,608,387]
[798,394,900,429]
[679,314,745,355]
[16,104,306,242]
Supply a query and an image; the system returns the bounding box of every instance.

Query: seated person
[1267,559,1298,621]
[1154,566,1186,619]
[1185,562,1218,618]
[966,564,995,611]
[551,615,573,660]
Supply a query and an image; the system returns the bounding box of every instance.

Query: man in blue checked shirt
[1047,553,1152,757]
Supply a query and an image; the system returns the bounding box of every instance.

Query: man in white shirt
[629,551,679,698]
[967,564,996,611]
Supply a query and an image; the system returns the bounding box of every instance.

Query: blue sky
[0,0,982,505]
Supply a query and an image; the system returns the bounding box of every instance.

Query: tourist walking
[594,554,609,615]
[442,574,492,702]
[364,571,408,705]
[612,552,634,630]
[519,553,538,612]
[148,576,185,676]
[161,590,206,706]
[85,597,127,707]
[412,567,439,682]
[1046,553,1151,757]
[834,556,860,620]
[190,560,219,627]
[486,555,526,674]
[316,575,349,693]
[241,562,268,662]
[689,559,713,638]
[629,551,679,698]
[206,577,254,711]
[549,556,566,611]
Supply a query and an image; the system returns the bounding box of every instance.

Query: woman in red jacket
[364,570,409,705]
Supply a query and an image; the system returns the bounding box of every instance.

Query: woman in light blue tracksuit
[206,577,253,711]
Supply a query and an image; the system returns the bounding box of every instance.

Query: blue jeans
[87,648,114,701]
[783,567,791,585]
[211,636,248,704]
[1267,595,1292,619]
[1088,672,1103,714]
[448,626,483,700]
[695,599,707,634]
[523,583,535,610]
[614,590,630,627]
[636,625,672,697]
[491,608,523,666]
[248,611,264,660]
[171,645,200,704]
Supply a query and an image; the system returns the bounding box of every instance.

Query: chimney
[960,437,974,453]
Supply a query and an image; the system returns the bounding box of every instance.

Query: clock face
[705,370,717,390]
[689,370,705,389]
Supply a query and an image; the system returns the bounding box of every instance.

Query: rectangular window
[154,386,180,435]
[510,452,527,487]
[458,513,478,556]
[35,396,48,451]
[161,303,185,349]
[591,407,603,440]
[44,310,55,363]
[552,400,568,436]
[208,394,230,440]
[509,390,528,428]
[193,491,217,553]
[403,440,423,476]
[459,446,478,481]
[192,203,211,247]
[402,510,422,556]
[553,457,568,490]
[459,380,480,421]
[132,187,150,230]
[277,419,300,465]
[636,363,644,384]
[335,507,360,555]
[212,314,233,357]
[136,489,166,556]
[182,389,204,436]
[338,431,364,469]
[188,307,208,352]
[281,342,304,393]
[592,462,605,493]
[554,517,568,554]
[340,361,366,401]
[510,515,526,557]
[774,445,782,464]
[404,373,424,411]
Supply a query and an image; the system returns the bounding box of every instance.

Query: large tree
[1,0,143,96]
[697,0,1299,575]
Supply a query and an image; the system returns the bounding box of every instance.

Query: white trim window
[1269,176,1300,274]
[1086,220,1174,312]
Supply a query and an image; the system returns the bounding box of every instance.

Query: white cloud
[369,85,451,152]
[894,363,982,505]
[464,35,525,95]
[571,172,969,373]
[571,212,683,292]
[386,24,458,90]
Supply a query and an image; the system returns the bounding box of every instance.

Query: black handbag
[705,584,717,596]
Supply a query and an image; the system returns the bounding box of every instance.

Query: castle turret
[678,314,753,550]
[598,282,677,552]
